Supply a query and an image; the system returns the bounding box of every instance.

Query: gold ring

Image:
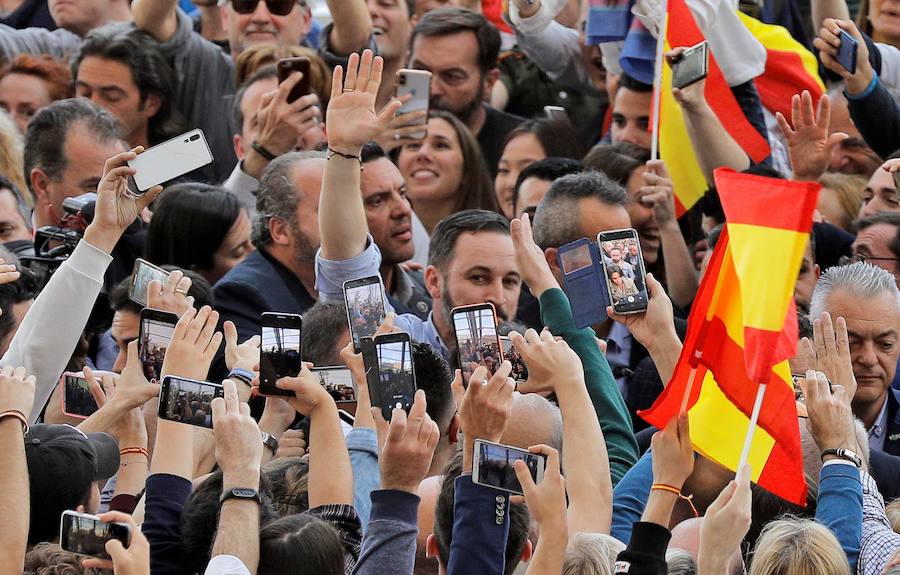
[175,288,188,296]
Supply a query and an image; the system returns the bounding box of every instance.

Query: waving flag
[641,169,820,505]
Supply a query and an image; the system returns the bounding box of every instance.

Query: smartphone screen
[129,259,169,307]
[312,366,356,403]
[672,41,708,89]
[473,440,546,495]
[158,376,223,428]
[374,334,416,419]
[598,229,649,314]
[63,374,99,419]
[140,310,177,382]
[452,304,501,384]
[499,336,528,384]
[343,277,386,352]
[259,313,303,396]
[557,238,608,328]
[59,511,130,559]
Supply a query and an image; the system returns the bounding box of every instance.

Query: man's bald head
[500,393,563,453]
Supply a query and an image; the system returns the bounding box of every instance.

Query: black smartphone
[343,276,386,352]
[61,372,99,419]
[129,258,169,307]
[451,303,502,385]
[499,336,528,384]
[598,229,649,314]
[836,30,858,75]
[259,312,303,397]
[557,237,609,328]
[672,41,709,90]
[311,366,356,403]
[139,308,178,382]
[157,376,223,428]
[59,510,131,559]
[472,439,547,495]
[368,332,416,420]
[277,57,312,104]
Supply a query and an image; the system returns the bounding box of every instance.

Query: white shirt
[204,555,251,575]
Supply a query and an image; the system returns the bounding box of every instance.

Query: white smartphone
[395,69,431,139]
[472,439,546,495]
[127,129,214,194]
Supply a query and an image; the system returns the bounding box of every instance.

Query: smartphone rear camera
[398,75,407,85]
[190,134,200,141]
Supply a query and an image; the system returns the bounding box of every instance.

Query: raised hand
[775,91,847,181]
[160,306,223,381]
[508,328,583,395]
[224,321,261,373]
[511,213,559,299]
[105,341,161,410]
[373,94,429,153]
[800,312,857,404]
[639,160,677,227]
[273,428,307,459]
[799,369,858,454]
[650,413,694,488]
[83,148,162,254]
[0,365,36,423]
[376,389,440,493]
[339,312,398,429]
[607,273,676,355]
[326,49,402,156]
[511,444,567,528]
[80,512,150,575]
[147,270,194,318]
[272,362,334,417]
[211,380,262,490]
[454,363,516,472]
[697,464,752,575]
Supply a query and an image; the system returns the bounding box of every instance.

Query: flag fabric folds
[658,0,770,216]
[640,169,820,506]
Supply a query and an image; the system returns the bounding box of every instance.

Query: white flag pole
[737,382,767,472]
[649,0,668,161]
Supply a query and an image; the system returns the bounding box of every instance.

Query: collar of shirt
[868,394,890,452]
[258,246,316,309]
[392,265,413,304]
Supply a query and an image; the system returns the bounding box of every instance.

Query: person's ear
[544,247,561,278]
[815,263,821,279]
[234,133,246,160]
[142,93,162,119]
[481,68,500,100]
[29,168,49,204]
[448,413,460,444]
[426,533,440,559]
[424,264,442,301]
[520,538,533,562]
[269,216,292,246]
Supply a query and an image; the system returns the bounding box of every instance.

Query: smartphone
[598,229,649,314]
[395,69,431,139]
[366,332,416,420]
[127,129,214,194]
[61,372,99,419]
[157,376,223,428]
[451,303,502,385]
[129,258,169,307]
[311,366,356,403]
[343,276,386,352]
[557,237,609,328]
[277,56,312,104]
[499,336,528,384]
[259,312,303,397]
[543,105,567,122]
[139,308,178,382]
[836,30,858,75]
[671,41,709,90]
[472,439,546,495]
[59,510,130,559]
[338,409,356,426]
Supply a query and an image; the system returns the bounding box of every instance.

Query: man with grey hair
[213,151,325,344]
[810,262,900,456]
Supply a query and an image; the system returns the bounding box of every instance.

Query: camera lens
[190,134,200,141]
[399,75,406,85]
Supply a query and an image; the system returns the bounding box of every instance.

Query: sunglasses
[226,0,305,16]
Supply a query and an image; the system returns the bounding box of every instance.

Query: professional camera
[20,193,97,287]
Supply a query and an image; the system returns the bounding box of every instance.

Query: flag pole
[737,381,767,472]
[649,0,667,161]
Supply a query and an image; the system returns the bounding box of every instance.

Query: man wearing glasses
[849,212,900,287]
[132,0,375,182]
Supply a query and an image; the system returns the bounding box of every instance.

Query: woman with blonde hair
[749,518,850,575]
[817,172,867,232]
[0,110,29,206]
[562,532,625,575]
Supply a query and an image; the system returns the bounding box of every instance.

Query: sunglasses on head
[226,0,305,16]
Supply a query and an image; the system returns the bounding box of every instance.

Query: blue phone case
[837,30,858,75]
[557,238,610,329]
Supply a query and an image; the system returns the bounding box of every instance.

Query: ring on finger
[175,288,189,296]
[394,131,400,141]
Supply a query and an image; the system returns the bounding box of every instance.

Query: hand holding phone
[395,69,431,139]
[671,42,709,90]
[836,29,858,75]
[139,308,178,382]
[277,57,312,104]
[59,510,131,559]
[127,129,213,194]
[598,229,649,314]
[259,312,303,397]
[472,439,547,495]
[61,372,101,419]
[129,258,169,307]
[157,376,223,428]
[363,332,416,420]
[452,303,502,385]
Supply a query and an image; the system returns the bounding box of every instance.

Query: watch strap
[228,368,254,385]
[821,448,862,468]
[261,431,279,455]
[219,487,262,505]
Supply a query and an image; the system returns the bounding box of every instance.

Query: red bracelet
[0,410,28,434]
[651,483,699,518]
[120,447,149,458]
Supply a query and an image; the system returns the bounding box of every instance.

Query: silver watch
[261,431,279,455]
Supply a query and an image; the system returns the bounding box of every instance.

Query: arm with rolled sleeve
[447,475,510,575]
[1,240,112,422]
[347,427,380,528]
[354,489,420,575]
[815,462,862,572]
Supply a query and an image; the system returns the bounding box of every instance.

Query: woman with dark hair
[397,110,500,234]
[258,514,346,575]
[494,118,586,218]
[145,183,254,284]
[584,141,698,308]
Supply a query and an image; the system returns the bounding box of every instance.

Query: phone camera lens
[190,134,200,141]
[399,75,406,85]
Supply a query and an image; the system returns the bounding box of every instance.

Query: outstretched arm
[326,0,373,56]
[132,0,180,42]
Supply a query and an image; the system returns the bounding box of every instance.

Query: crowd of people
[0,0,897,573]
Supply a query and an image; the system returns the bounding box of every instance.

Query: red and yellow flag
[640,169,820,506]
[658,0,770,216]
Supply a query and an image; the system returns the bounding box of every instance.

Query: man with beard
[407,7,525,175]
[214,151,324,344]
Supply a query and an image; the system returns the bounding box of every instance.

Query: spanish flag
[640,169,820,505]
[658,0,770,216]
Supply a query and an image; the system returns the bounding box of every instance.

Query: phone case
[837,31,858,75]
[259,312,303,397]
[277,57,312,103]
[129,258,169,307]
[127,129,213,193]
[557,238,609,328]
[395,70,431,139]
[671,42,709,90]
[60,372,97,420]
[371,332,416,420]
[343,276,386,352]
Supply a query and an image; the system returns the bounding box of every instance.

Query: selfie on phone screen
[600,236,648,312]
[453,305,501,382]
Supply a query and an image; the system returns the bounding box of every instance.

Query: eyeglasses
[841,253,900,265]
[223,0,306,16]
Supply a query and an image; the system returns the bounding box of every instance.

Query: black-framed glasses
[225,0,305,16]
[841,253,900,265]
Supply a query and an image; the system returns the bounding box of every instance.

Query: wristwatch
[261,431,279,455]
[219,487,262,505]
[228,368,255,386]
[821,448,863,468]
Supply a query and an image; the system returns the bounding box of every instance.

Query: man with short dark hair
[408,7,524,174]
[852,212,900,287]
[511,156,582,219]
[23,99,125,231]
[73,26,185,149]
[610,73,652,151]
